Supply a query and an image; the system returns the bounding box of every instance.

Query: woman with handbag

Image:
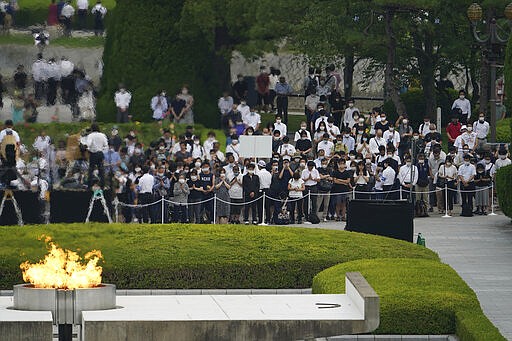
[436,157,458,216]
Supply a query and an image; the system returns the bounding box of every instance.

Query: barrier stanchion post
[114,199,119,223]
[213,194,217,224]
[489,183,497,216]
[259,193,268,226]
[161,196,165,223]
[442,185,451,218]
[399,186,403,200]
[352,187,355,200]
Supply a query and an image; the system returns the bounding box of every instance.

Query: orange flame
[20,236,103,289]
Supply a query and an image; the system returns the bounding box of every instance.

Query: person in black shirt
[242,163,260,224]
[232,74,248,104]
[424,124,442,144]
[199,162,215,223]
[170,93,187,123]
[295,130,313,158]
[272,130,283,153]
[187,170,203,223]
[374,113,391,133]
[331,159,352,221]
[13,65,27,91]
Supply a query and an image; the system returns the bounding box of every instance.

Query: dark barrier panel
[50,190,113,223]
[346,200,414,242]
[0,191,42,225]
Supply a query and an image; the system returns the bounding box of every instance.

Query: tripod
[85,189,112,223]
[0,190,23,226]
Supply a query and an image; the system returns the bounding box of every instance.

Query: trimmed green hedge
[496,118,511,143]
[11,122,225,153]
[312,258,505,340]
[0,224,437,289]
[496,164,512,218]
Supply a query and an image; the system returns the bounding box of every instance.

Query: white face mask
[402,120,408,124]
[182,89,189,95]
[194,140,200,145]
[300,125,307,130]
[248,170,254,175]
[349,103,354,107]
[358,118,364,123]
[464,161,470,165]
[499,155,507,160]
[178,178,185,184]
[195,162,201,168]
[220,173,226,178]
[135,167,141,173]
[406,161,412,166]
[459,95,465,99]
[202,168,209,173]
[191,175,198,181]
[467,127,473,132]
[276,119,281,124]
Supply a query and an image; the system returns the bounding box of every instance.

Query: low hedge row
[496,164,512,219]
[0,223,437,289]
[11,122,226,153]
[312,258,505,340]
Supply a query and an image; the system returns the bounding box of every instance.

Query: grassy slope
[0,223,438,288]
[313,258,506,340]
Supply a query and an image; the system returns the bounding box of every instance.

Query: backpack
[306,76,318,95]
[415,200,429,218]
[276,198,290,225]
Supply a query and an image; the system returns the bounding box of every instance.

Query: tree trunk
[343,50,355,100]
[414,29,436,120]
[384,8,406,115]
[213,25,233,94]
[479,54,489,115]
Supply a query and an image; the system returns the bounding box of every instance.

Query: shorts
[230,198,243,215]
[331,193,347,205]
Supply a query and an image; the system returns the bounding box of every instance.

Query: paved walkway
[291,213,512,340]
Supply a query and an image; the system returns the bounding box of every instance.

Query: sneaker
[323,218,328,222]
[244,221,249,225]
[482,211,488,215]
[252,221,258,225]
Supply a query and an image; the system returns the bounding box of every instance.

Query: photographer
[33,28,49,53]
[84,123,108,189]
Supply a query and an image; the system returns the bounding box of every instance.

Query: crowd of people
[0,53,95,123]
[46,0,107,36]
[0,62,510,224]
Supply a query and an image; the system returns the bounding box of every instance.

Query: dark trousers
[203,194,214,223]
[88,152,105,188]
[269,90,276,110]
[244,195,258,222]
[288,197,303,222]
[257,92,269,107]
[174,203,188,223]
[444,181,457,211]
[461,183,475,210]
[77,9,87,29]
[63,17,72,36]
[257,189,271,223]
[117,110,129,123]
[94,18,104,36]
[354,185,368,200]
[34,81,45,100]
[138,193,152,223]
[276,96,289,123]
[47,78,58,106]
[304,185,317,216]
[188,198,202,223]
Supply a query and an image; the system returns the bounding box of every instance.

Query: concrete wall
[0,321,53,341]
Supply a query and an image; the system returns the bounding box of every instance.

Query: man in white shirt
[243,109,261,131]
[458,154,476,216]
[278,136,296,157]
[495,149,511,171]
[460,125,478,151]
[85,123,108,189]
[473,113,490,145]
[369,129,386,156]
[343,99,359,128]
[256,160,272,224]
[273,115,287,138]
[383,125,400,150]
[203,132,217,155]
[32,54,46,100]
[317,133,334,157]
[59,57,74,78]
[381,159,396,197]
[237,100,251,122]
[341,128,355,152]
[0,120,20,146]
[33,131,51,156]
[137,166,155,223]
[91,0,107,36]
[326,118,340,140]
[294,122,311,142]
[114,85,131,123]
[61,1,75,37]
[452,90,471,124]
[302,161,320,218]
[418,117,431,138]
[218,91,233,118]
[397,155,418,200]
[76,0,88,29]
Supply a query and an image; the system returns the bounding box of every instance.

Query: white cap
[258,160,266,168]
[460,125,467,132]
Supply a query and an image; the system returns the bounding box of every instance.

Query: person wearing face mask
[446,115,462,149]
[103,142,121,186]
[242,163,260,224]
[176,85,194,124]
[114,84,131,123]
[317,133,334,157]
[275,76,293,123]
[461,124,478,152]
[273,114,287,138]
[301,160,320,219]
[135,166,155,223]
[383,125,400,151]
[414,153,430,205]
[452,90,471,125]
[313,106,330,132]
[187,170,202,223]
[288,171,305,224]
[151,90,169,123]
[424,124,441,144]
[369,129,386,156]
[453,126,467,155]
[191,137,205,160]
[436,156,458,216]
[343,99,359,129]
[243,108,261,131]
[305,89,320,130]
[256,160,272,224]
[473,113,489,146]
[278,136,296,158]
[228,165,244,223]
[172,173,190,223]
[331,159,352,221]
[495,148,511,171]
[236,99,251,122]
[417,117,431,139]
[458,154,476,216]
[225,137,240,162]
[109,126,122,152]
[294,121,312,142]
[152,165,171,223]
[397,155,418,201]
[203,132,217,156]
[198,162,215,223]
[356,133,371,159]
[326,117,340,140]
[341,128,355,153]
[474,163,491,215]
[295,131,313,158]
[397,116,413,159]
[374,113,390,133]
[213,169,231,224]
[316,158,332,221]
[232,74,248,104]
[313,122,328,145]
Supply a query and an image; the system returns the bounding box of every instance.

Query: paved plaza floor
[293,212,512,340]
